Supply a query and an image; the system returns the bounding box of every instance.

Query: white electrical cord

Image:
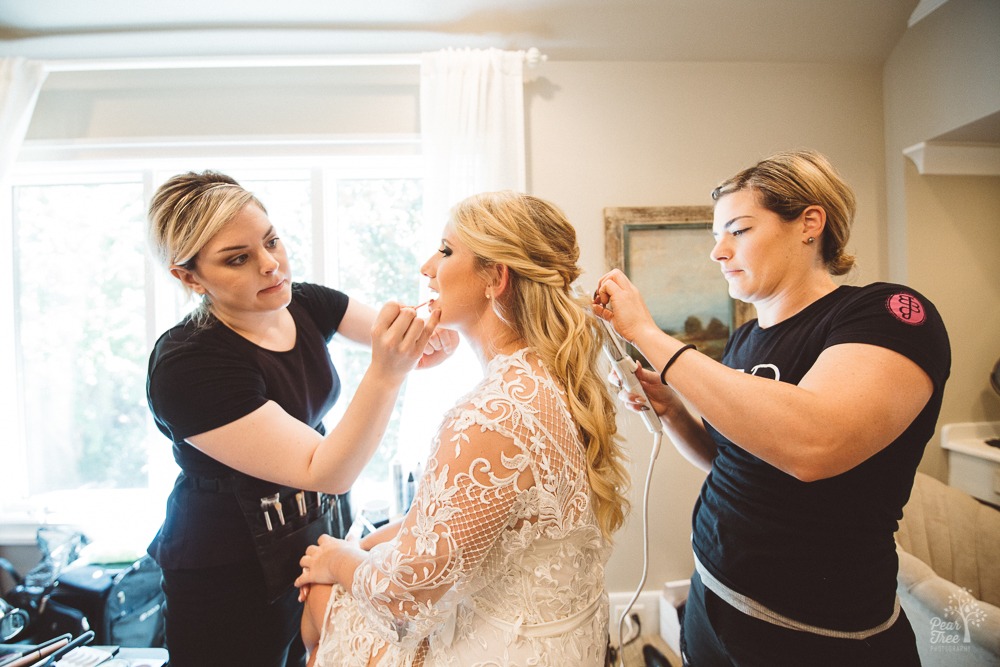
[577,282,665,663]
[617,430,663,666]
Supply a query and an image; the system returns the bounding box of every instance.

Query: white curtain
[0,58,47,187]
[0,57,47,491]
[419,47,526,228]
[396,48,528,469]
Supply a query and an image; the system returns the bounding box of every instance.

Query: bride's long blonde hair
[451,191,630,539]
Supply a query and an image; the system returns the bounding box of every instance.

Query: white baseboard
[608,590,661,644]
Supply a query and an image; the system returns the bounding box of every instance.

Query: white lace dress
[313,348,610,666]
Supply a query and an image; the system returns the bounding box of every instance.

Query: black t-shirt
[691,282,950,631]
[146,282,350,569]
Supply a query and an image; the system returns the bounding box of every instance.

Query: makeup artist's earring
[805,237,816,244]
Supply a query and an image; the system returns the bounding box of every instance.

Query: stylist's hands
[370,302,442,380]
[597,270,688,421]
[592,269,659,346]
[418,327,459,369]
[615,365,689,420]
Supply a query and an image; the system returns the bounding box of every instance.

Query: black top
[146,283,349,569]
[691,282,951,631]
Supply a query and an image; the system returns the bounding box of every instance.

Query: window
[1,152,440,550]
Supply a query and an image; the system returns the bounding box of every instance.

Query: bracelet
[660,344,697,385]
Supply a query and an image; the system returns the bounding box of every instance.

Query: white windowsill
[0,489,165,561]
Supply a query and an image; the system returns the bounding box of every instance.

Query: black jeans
[161,558,305,667]
[681,571,920,667]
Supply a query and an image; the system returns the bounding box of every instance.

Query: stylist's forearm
[631,324,830,477]
[309,366,406,493]
[630,322,683,370]
[660,408,717,473]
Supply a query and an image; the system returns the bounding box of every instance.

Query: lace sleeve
[351,390,536,648]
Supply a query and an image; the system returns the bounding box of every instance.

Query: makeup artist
[594,150,950,666]
[145,170,457,666]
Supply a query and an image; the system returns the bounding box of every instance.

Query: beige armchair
[895,472,1000,666]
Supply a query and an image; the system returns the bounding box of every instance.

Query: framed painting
[604,206,756,362]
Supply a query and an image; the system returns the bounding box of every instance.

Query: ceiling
[0,0,922,65]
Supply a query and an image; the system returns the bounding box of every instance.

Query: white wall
[526,60,888,589]
[883,0,1000,480]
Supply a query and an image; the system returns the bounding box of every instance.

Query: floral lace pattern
[315,349,610,666]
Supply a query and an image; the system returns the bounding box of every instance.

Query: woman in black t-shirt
[594,150,950,666]
[145,171,457,666]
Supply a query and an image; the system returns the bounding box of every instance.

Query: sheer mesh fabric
[315,349,610,666]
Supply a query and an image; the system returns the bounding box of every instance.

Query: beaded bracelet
[659,344,697,385]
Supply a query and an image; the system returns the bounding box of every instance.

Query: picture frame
[604,206,756,362]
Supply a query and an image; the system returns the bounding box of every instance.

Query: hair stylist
[594,150,950,666]
[145,171,456,666]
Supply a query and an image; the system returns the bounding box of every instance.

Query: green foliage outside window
[13,174,424,502]
[330,178,424,486]
[16,183,149,493]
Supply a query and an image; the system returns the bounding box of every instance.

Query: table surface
[0,645,168,667]
[105,647,168,662]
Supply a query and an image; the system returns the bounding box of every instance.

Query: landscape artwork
[605,206,755,364]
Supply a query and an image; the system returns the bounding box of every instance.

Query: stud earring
[806,237,816,245]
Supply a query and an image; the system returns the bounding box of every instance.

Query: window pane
[236,176,313,282]
[328,178,424,505]
[15,182,148,495]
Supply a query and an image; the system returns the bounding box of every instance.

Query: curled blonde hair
[712,149,857,276]
[451,191,631,539]
[148,171,265,324]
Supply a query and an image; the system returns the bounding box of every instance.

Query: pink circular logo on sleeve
[886,293,927,325]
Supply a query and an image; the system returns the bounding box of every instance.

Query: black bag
[103,555,166,647]
[51,556,165,647]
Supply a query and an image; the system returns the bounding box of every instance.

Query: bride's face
[420,223,490,331]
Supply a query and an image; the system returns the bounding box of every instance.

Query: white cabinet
[941,422,1000,507]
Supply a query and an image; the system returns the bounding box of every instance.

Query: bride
[294,190,631,666]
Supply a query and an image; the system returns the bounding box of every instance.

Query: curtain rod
[40,48,548,73]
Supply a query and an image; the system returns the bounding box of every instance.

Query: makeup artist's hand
[370,302,442,380]
[418,327,459,369]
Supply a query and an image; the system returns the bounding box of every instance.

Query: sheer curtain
[396,48,528,468]
[0,58,48,497]
[0,58,46,187]
[419,47,526,226]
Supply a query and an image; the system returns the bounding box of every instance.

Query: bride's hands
[418,327,459,369]
[295,533,351,602]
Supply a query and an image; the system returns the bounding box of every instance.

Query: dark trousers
[681,571,920,667]
[161,558,306,667]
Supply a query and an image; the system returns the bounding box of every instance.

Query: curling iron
[597,314,663,435]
